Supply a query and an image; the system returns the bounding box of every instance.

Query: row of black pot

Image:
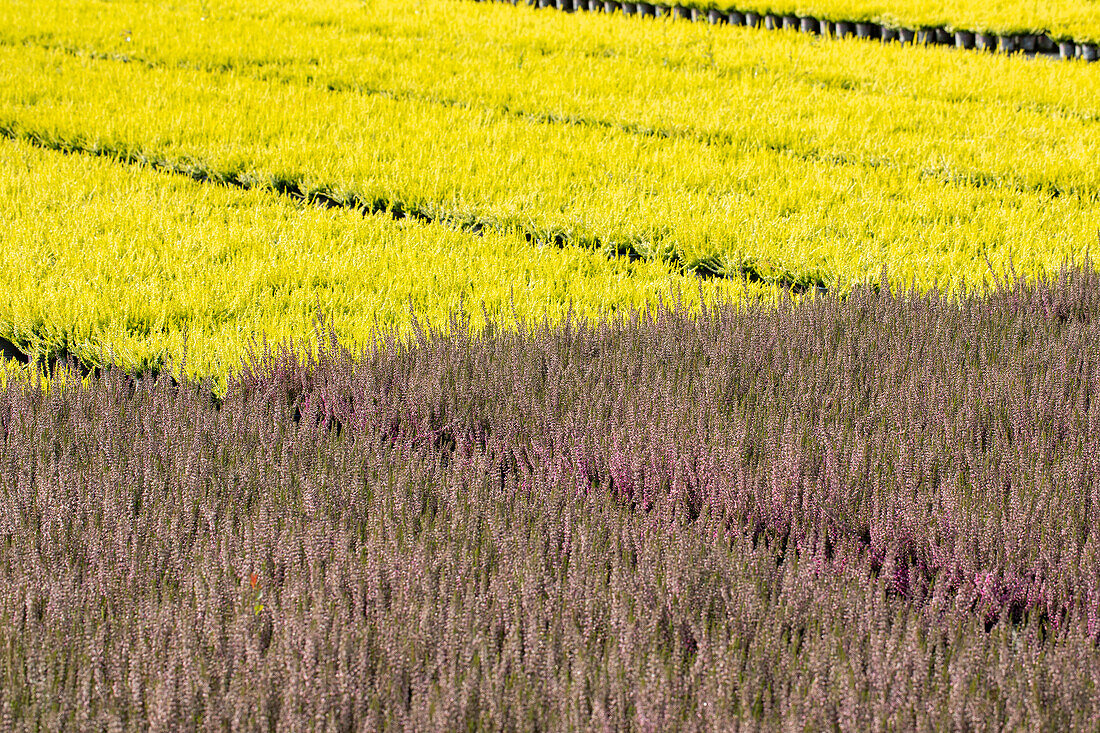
[479,0,1100,62]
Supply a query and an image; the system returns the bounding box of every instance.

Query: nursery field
[2,0,1100,375]
[3,0,1100,729]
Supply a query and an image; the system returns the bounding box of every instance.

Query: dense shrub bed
[3,264,1100,729]
[3,1,1097,300]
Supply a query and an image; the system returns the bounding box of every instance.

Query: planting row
[0,34,1095,300]
[506,0,1100,58]
[4,265,1100,728]
[0,138,727,382]
[8,0,1099,126]
[7,0,1099,174]
[496,0,1100,61]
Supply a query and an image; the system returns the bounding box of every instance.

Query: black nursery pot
[934,28,952,44]
[722,9,740,24]
[975,32,997,50]
[782,14,798,30]
[604,1,621,12]
[744,11,760,27]
[652,3,668,17]
[897,28,915,43]
[1058,40,1076,58]
[955,30,975,49]
[1018,34,1037,52]
[555,0,574,12]
[1080,43,1100,61]
[818,19,833,35]
[763,13,779,30]
[835,20,854,37]
[855,21,880,39]
[800,16,818,33]
[997,35,1017,53]
[915,28,935,44]
[672,4,692,19]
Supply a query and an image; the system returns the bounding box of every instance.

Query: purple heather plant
[3,261,1100,729]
